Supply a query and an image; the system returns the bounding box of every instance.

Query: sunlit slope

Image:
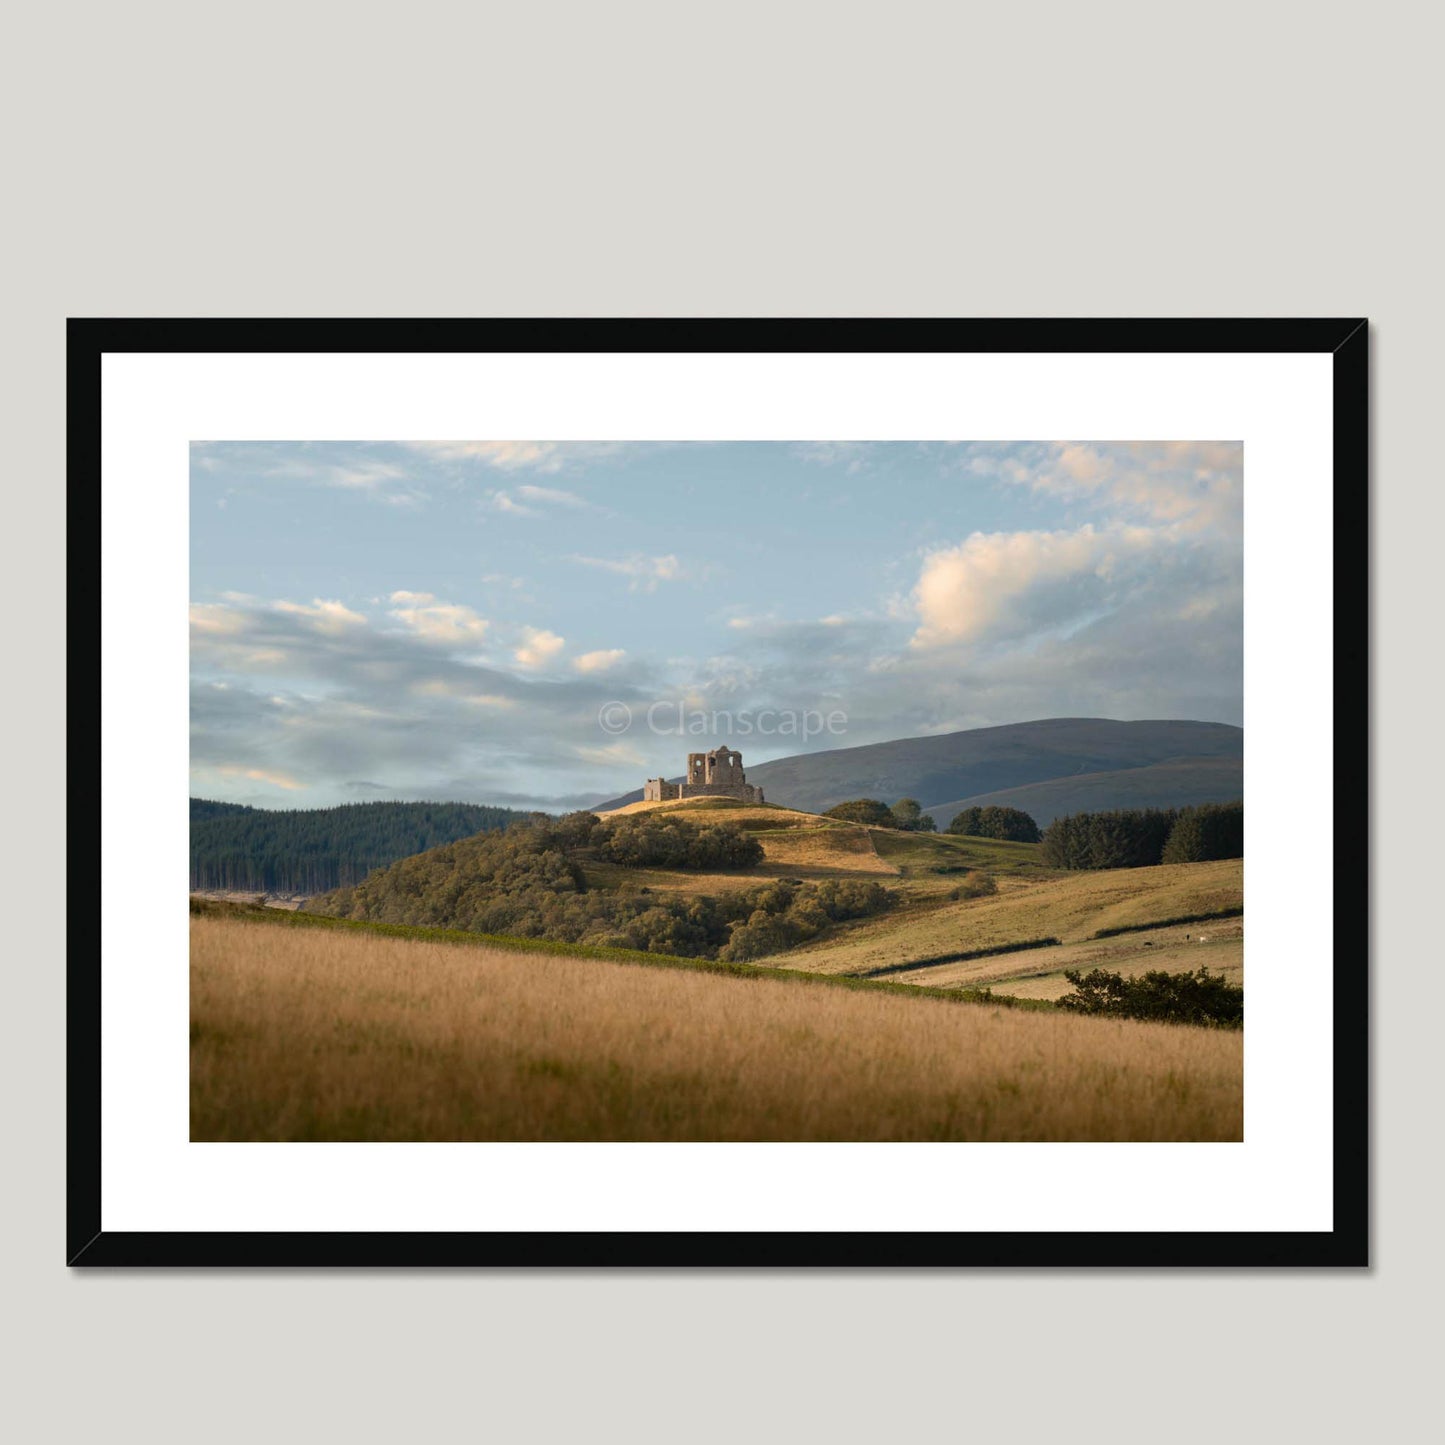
[584,797,1045,894]
[786,857,1244,976]
[910,917,1244,1000]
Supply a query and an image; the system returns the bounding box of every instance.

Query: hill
[923,756,1244,830]
[303,795,1242,1004]
[190,798,528,894]
[596,718,1242,818]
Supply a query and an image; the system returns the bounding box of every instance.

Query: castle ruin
[643,746,765,804]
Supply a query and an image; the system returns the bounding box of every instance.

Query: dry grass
[191,915,1242,1142]
[788,858,1244,976]
[894,917,1245,999]
[580,821,895,896]
[599,798,823,822]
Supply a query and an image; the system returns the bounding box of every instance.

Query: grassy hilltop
[302,794,1242,1003]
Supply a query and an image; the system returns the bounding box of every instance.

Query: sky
[190,440,1243,810]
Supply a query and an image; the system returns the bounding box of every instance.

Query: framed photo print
[70,318,1367,1266]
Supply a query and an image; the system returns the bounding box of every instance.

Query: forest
[1039,802,1243,870]
[189,798,527,893]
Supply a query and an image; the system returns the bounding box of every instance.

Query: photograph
[188,437,1246,1144]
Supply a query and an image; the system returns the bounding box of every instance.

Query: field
[585,797,1243,1001]
[786,856,1243,997]
[191,913,1243,1142]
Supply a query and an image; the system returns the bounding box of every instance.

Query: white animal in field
[1198,935,1209,943]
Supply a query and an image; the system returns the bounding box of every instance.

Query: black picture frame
[69,317,1369,1268]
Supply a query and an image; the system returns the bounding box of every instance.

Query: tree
[889,798,937,832]
[823,799,895,827]
[946,806,982,837]
[1039,807,1177,869]
[1056,967,1243,1028]
[1161,802,1244,864]
[947,805,1040,843]
[189,798,527,893]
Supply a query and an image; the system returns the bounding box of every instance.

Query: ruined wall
[647,750,762,804]
[676,781,764,802]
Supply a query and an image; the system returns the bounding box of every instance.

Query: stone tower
[643,746,764,803]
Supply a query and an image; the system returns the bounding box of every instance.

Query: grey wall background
[6,1,1434,1440]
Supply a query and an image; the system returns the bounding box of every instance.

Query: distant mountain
[922,756,1243,831]
[190,798,529,894]
[596,719,1243,821]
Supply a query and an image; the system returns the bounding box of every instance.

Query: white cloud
[404,441,634,474]
[573,553,684,591]
[387,593,489,646]
[575,740,646,767]
[513,627,566,669]
[326,461,410,492]
[267,456,426,505]
[409,677,517,708]
[910,524,1161,651]
[515,484,588,507]
[793,441,872,472]
[966,441,1243,536]
[573,648,626,674]
[190,603,248,635]
[486,482,595,517]
[490,491,540,516]
[410,440,565,471]
[272,599,368,634]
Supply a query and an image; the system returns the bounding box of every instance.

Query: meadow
[191,912,1243,1142]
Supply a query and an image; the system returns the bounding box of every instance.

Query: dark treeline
[190,798,255,822]
[306,811,892,961]
[1040,802,1243,871]
[1056,967,1244,1028]
[190,799,528,893]
[1161,802,1245,865]
[945,805,1041,843]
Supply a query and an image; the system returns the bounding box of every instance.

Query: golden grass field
[191,914,1243,1142]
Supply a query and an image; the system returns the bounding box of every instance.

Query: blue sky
[190,440,1243,810]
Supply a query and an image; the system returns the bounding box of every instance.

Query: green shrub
[1055,967,1243,1028]
[595,816,763,869]
[948,872,998,900]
